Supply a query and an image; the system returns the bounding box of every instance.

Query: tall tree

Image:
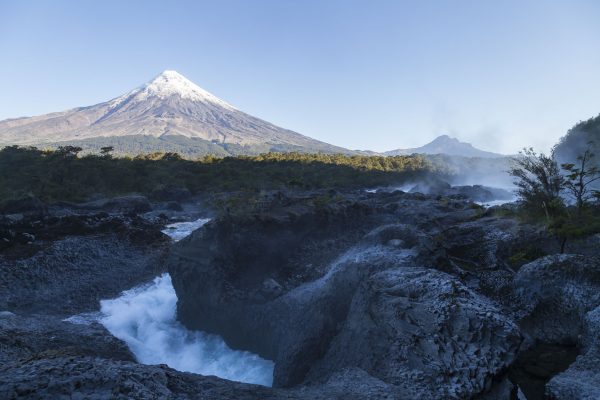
[509,147,564,219]
[561,142,600,211]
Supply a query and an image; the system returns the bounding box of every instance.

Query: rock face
[0,355,414,400]
[514,254,600,344]
[512,255,600,399]
[3,190,600,399]
[0,234,167,315]
[0,206,170,315]
[0,313,134,364]
[169,196,390,387]
[305,267,520,399]
[168,191,528,398]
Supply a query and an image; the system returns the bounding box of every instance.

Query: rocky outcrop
[546,304,600,399]
[512,255,600,399]
[0,312,133,364]
[4,190,600,399]
[514,254,600,344]
[305,267,521,399]
[168,191,524,397]
[168,196,390,387]
[0,199,170,316]
[0,356,277,400]
[0,356,421,400]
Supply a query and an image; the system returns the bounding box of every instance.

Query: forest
[0,146,444,203]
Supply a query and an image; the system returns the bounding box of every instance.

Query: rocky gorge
[1,188,599,399]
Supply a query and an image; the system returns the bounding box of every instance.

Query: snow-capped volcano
[112,70,235,109]
[0,70,347,156]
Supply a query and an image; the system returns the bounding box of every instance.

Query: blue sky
[1,0,599,153]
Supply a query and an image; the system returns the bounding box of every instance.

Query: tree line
[0,145,445,204]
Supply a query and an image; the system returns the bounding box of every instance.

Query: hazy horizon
[1,0,599,154]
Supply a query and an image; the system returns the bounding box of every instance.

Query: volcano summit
[0,71,348,156]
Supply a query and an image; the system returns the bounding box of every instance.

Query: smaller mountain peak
[432,134,459,142]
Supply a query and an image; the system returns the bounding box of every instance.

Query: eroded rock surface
[3,190,600,399]
[511,255,600,399]
[168,191,531,398]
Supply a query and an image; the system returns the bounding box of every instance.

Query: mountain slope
[554,114,600,165]
[0,71,349,155]
[385,135,504,158]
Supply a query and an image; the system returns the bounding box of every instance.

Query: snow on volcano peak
[0,70,346,154]
[124,70,235,109]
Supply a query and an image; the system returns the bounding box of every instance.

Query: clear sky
[1,0,599,154]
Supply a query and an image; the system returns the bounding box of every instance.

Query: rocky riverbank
[1,189,599,399]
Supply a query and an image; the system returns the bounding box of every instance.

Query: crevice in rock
[507,342,579,400]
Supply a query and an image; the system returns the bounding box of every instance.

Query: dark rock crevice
[508,342,580,400]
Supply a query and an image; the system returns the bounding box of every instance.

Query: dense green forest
[0,146,446,203]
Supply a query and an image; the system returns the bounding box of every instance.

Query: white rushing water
[99,273,274,386]
[475,198,515,208]
[161,218,212,242]
[68,217,274,387]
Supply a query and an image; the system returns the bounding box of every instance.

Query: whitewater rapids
[69,218,274,387]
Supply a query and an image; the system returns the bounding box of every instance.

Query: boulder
[514,254,600,343]
[305,267,521,399]
[513,254,600,399]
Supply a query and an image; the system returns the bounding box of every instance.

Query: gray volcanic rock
[0,312,134,364]
[168,196,392,387]
[5,190,600,399]
[513,255,600,399]
[545,304,600,399]
[305,267,521,399]
[168,191,523,398]
[0,356,278,400]
[0,208,170,315]
[514,254,600,343]
[0,71,348,155]
[0,356,417,400]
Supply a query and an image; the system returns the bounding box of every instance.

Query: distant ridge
[0,70,350,156]
[384,135,504,158]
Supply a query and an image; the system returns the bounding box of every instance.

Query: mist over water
[99,274,274,386]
